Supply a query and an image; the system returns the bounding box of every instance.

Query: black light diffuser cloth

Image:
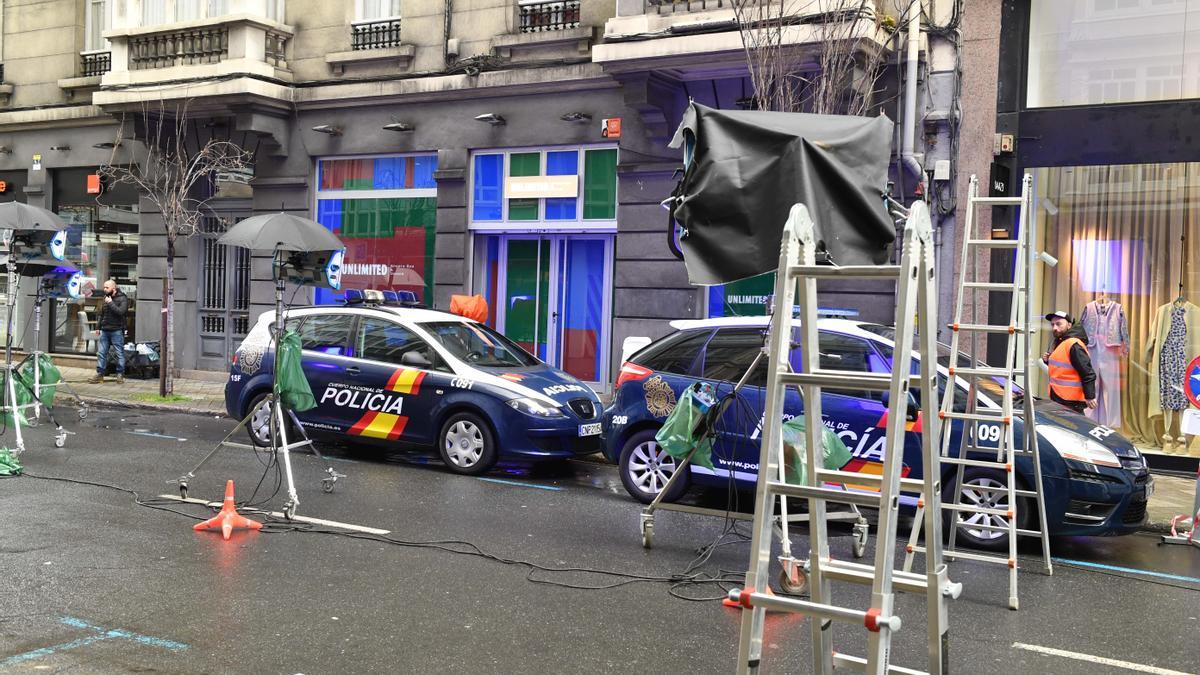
[668,102,896,285]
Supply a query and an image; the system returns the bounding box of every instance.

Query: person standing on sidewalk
[88,280,128,384]
[1042,310,1097,415]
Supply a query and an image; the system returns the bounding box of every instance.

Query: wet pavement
[1,407,1198,673]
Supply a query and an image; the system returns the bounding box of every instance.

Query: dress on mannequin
[1147,299,1200,452]
[1080,298,1128,428]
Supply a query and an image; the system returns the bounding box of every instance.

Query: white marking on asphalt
[1012,643,1191,675]
[158,494,391,535]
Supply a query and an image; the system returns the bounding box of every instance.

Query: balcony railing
[351,19,403,50]
[265,31,287,67]
[129,26,229,70]
[81,51,113,77]
[519,1,581,33]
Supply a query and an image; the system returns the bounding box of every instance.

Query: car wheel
[945,467,1025,552]
[619,429,689,505]
[245,392,277,448]
[438,412,498,476]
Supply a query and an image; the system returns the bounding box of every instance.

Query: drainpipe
[901,0,926,196]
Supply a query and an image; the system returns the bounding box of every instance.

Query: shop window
[472,154,503,221]
[1031,162,1200,458]
[583,149,617,220]
[51,206,138,355]
[508,152,541,221]
[467,145,616,230]
[545,151,578,220]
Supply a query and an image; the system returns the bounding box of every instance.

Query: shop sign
[602,117,622,139]
[32,154,42,171]
[505,175,578,199]
[86,174,102,195]
[0,181,7,193]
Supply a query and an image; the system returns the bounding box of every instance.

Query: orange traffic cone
[193,480,262,540]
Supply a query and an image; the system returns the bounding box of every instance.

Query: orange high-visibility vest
[1047,337,1087,401]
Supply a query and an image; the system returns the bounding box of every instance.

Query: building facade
[0,0,958,392]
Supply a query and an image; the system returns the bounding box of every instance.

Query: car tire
[619,429,689,505]
[245,391,294,448]
[438,412,498,476]
[943,467,1029,552]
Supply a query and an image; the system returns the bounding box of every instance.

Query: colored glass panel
[710,273,775,317]
[482,235,500,329]
[583,149,617,219]
[558,238,605,381]
[505,239,550,359]
[545,151,579,221]
[508,152,541,221]
[472,154,503,221]
[319,156,438,191]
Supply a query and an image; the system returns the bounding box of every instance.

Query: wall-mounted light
[474,113,505,126]
[0,146,11,155]
[312,124,342,136]
[93,141,120,149]
[382,122,414,132]
[50,144,71,152]
[560,112,592,123]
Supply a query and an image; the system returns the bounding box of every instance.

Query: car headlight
[1038,426,1121,471]
[507,397,566,418]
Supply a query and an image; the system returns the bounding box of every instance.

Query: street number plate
[579,423,601,437]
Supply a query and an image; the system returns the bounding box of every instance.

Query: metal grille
[199,216,250,363]
[567,398,595,419]
[82,51,112,77]
[519,1,581,33]
[351,20,403,50]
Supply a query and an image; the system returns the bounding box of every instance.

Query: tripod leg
[284,408,345,493]
[275,398,299,519]
[172,405,262,498]
[7,368,25,454]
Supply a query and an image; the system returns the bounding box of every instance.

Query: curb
[70,394,227,418]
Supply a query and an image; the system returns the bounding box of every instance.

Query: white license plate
[579,423,601,437]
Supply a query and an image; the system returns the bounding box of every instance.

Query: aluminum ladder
[731,201,960,674]
[902,174,1053,611]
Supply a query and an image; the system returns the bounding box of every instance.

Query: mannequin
[1146,288,1200,453]
[1079,290,1129,428]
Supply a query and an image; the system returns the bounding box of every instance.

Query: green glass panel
[723,273,776,317]
[508,198,538,220]
[509,152,541,177]
[583,149,617,220]
[504,239,550,359]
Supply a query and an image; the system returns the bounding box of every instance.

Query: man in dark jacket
[88,280,128,383]
[1042,310,1097,414]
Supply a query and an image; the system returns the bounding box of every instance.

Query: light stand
[171,249,344,519]
[21,277,90,426]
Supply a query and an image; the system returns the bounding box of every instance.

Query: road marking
[158,494,391,535]
[1,616,188,667]
[1012,643,1190,675]
[475,477,563,491]
[126,430,186,442]
[1052,557,1200,585]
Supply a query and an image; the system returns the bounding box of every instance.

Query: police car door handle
[346,366,361,375]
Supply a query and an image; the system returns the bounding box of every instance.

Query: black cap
[1044,310,1074,323]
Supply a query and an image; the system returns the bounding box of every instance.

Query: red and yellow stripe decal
[348,411,409,441]
[874,410,924,433]
[386,368,426,395]
[499,373,525,383]
[838,458,912,493]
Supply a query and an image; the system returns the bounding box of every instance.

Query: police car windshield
[421,322,540,368]
[857,324,1023,400]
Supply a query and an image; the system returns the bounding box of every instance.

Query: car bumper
[1050,470,1152,536]
[496,408,604,460]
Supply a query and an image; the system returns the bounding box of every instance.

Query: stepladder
[731,201,960,674]
[902,173,1054,611]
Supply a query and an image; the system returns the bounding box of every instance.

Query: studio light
[311,124,342,136]
[474,113,505,126]
[560,112,592,123]
[382,122,414,132]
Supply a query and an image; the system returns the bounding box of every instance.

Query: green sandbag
[276,329,316,412]
[0,446,21,476]
[0,370,32,427]
[19,353,60,408]
[781,416,854,486]
[656,388,715,470]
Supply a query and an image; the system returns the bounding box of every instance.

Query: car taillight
[615,361,653,390]
[231,352,239,368]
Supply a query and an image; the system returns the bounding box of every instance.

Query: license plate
[579,423,601,437]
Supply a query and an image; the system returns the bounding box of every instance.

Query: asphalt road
[1,407,1197,674]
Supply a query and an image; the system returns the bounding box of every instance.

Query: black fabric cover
[668,102,896,285]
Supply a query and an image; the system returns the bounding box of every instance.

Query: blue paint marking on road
[476,477,563,492]
[1053,558,1200,585]
[125,430,186,441]
[0,616,189,666]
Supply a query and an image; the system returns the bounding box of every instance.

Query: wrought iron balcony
[81,51,112,77]
[519,1,581,33]
[129,26,230,70]
[351,19,404,50]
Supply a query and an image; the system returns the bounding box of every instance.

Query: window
[701,328,769,386]
[634,330,710,376]
[786,331,888,400]
[359,0,402,20]
[357,317,429,364]
[86,0,111,52]
[421,321,539,368]
[297,314,353,356]
[141,0,229,25]
[469,146,618,229]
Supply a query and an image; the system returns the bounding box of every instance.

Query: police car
[603,317,1153,550]
[225,295,604,475]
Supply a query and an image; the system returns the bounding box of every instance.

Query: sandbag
[276,330,316,412]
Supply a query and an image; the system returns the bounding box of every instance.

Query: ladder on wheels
[731,201,961,674]
[902,174,1054,611]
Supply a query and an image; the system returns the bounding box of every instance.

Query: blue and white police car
[603,317,1153,550]
[225,297,604,475]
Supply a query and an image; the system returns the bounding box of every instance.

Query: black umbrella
[218,212,343,252]
[0,202,68,232]
[0,254,73,277]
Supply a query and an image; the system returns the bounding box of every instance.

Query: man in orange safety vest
[1042,310,1097,415]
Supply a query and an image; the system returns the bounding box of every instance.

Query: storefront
[313,154,438,305]
[469,145,616,388]
[998,0,1200,467]
[51,168,140,355]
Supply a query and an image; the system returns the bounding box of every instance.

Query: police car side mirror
[402,351,432,368]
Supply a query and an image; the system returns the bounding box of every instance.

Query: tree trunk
[162,237,176,397]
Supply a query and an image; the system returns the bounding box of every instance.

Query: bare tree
[98,100,250,396]
[731,0,896,115]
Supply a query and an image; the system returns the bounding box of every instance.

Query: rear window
[701,328,769,386]
[632,330,710,376]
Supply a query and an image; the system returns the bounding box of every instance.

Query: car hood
[1032,397,1139,459]
[475,365,599,405]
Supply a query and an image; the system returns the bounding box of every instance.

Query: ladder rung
[822,559,931,595]
[947,323,1019,334]
[780,371,894,392]
[941,456,1009,470]
[939,411,1011,423]
[944,549,1017,566]
[728,590,895,631]
[816,469,926,493]
[972,196,1024,205]
[966,238,1020,248]
[947,366,1011,378]
[767,481,882,509]
[788,264,902,280]
[960,484,1038,499]
[962,282,1022,291]
[946,521,1043,537]
[942,503,1012,518]
[832,652,927,675]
